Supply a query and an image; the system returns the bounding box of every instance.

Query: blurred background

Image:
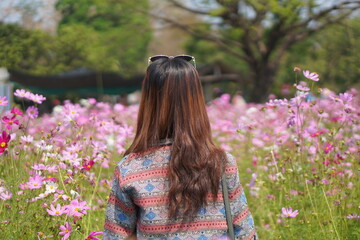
[1,0,360,109]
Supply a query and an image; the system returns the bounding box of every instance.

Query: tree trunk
[248,62,277,103]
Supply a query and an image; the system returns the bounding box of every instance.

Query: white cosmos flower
[45,182,58,194]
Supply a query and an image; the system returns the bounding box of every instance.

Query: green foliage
[0,0,151,76]
[180,0,360,102]
[56,0,151,76]
[276,18,360,96]
[0,23,54,74]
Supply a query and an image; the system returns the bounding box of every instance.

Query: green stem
[322,186,340,240]
[305,179,326,237]
[86,166,103,232]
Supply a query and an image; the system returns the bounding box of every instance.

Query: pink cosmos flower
[59,222,72,240]
[28,93,46,104]
[84,231,103,240]
[14,89,30,99]
[2,116,20,130]
[281,207,299,218]
[0,131,11,154]
[296,81,310,92]
[11,107,23,117]
[322,159,331,166]
[0,191,13,200]
[46,203,65,216]
[321,178,329,185]
[0,96,8,106]
[20,135,34,143]
[293,67,301,72]
[323,142,334,154]
[346,214,360,220]
[303,70,319,81]
[27,174,45,189]
[65,198,90,217]
[26,106,39,119]
[339,92,353,105]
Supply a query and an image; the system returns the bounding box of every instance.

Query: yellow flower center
[34,183,38,186]
[75,208,79,211]
[66,229,69,233]
[8,120,13,124]
[55,211,59,214]
[87,164,91,168]
[0,142,6,148]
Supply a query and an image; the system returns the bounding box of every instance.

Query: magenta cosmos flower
[84,231,103,240]
[303,70,319,81]
[11,107,23,117]
[59,222,72,240]
[281,207,299,218]
[0,131,11,154]
[82,159,95,171]
[2,116,19,130]
[323,142,334,154]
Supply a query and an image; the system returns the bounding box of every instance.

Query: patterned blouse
[103,140,258,239]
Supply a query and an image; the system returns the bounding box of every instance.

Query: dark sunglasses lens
[175,55,193,62]
[150,56,169,62]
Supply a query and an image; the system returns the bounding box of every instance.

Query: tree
[56,0,152,76]
[163,0,360,102]
[0,22,55,74]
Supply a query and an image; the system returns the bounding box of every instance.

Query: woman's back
[104,140,257,239]
[104,55,257,239]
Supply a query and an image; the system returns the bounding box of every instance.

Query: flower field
[0,70,359,240]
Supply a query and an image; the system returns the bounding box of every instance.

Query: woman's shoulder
[116,146,172,169]
[224,151,237,166]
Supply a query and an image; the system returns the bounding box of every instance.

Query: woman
[103,55,258,239]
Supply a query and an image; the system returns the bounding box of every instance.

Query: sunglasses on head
[148,55,196,68]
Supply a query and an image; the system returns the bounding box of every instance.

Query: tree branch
[145,10,251,62]
[167,0,211,15]
[282,0,360,35]
[274,8,355,64]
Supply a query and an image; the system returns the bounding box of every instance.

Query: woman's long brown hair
[125,58,226,218]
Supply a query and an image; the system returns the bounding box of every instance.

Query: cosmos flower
[27,175,45,189]
[26,106,39,119]
[14,89,30,99]
[323,142,334,154]
[59,222,72,240]
[2,116,20,130]
[82,159,95,171]
[0,96,8,106]
[0,131,11,154]
[296,81,310,92]
[11,107,23,116]
[281,207,299,218]
[28,93,46,104]
[84,231,103,240]
[65,198,90,217]
[0,191,12,200]
[46,203,65,216]
[303,70,319,81]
